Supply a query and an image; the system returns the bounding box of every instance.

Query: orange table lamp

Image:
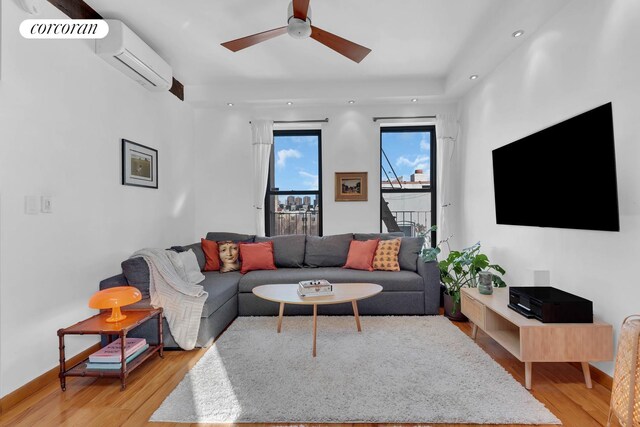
[89,286,142,323]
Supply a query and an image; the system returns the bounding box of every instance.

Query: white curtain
[251,120,274,236]
[436,114,460,253]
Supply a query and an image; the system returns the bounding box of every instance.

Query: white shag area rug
[151,316,560,424]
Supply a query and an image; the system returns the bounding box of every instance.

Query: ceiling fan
[221,0,372,63]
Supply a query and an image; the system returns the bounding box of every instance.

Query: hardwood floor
[0,315,616,427]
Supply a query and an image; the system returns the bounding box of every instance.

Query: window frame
[379,125,437,245]
[265,129,323,237]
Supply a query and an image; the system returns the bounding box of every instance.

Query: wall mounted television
[492,103,619,232]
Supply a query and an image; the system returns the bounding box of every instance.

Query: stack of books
[298,279,334,297]
[86,337,149,370]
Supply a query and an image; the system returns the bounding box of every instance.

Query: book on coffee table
[298,280,332,296]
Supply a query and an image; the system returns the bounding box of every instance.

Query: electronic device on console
[508,286,593,323]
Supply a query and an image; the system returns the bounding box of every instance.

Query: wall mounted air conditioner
[96,20,172,92]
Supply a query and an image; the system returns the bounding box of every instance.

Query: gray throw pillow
[121,257,150,299]
[166,249,205,285]
[255,235,306,268]
[354,232,404,241]
[304,234,353,267]
[182,242,206,270]
[205,232,255,243]
[398,237,425,272]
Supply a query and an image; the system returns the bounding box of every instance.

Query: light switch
[41,196,52,213]
[25,196,39,215]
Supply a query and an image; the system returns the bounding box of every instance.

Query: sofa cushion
[304,234,353,267]
[218,241,241,273]
[239,241,277,274]
[121,257,150,299]
[343,239,379,271]
[166,249,205,284]
[200,238,220,271]
[199,271,241,318]
[255,235,306,267]
[354,232,404,241]
[205,232,255,243]
[373,238,401,271]
[238,267,424,293]
[183,242,206,270]
[398,237,424,272]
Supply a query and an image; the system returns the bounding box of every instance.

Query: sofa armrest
[99,273,128,290]
[417,260,440,314]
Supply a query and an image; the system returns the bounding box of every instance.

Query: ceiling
[85,0,570,106]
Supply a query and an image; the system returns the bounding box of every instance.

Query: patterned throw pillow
[218,241,241,273]
[373,238,401,272]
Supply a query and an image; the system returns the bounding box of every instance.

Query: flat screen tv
[492,103,619,232]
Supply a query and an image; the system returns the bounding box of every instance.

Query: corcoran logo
[20,19,109,39]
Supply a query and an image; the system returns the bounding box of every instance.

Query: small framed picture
[122,139,158,189]
[335,172,368,202]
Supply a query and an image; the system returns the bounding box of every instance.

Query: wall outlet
[41,196,52,213]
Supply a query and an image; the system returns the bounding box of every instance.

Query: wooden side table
[461,287,613,390]
[58,308,163,391]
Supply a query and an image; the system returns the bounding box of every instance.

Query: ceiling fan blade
[293,0,310,21]
[310,26,371,63]
[221,26,288,52]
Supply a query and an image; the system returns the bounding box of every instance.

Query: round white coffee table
[252,283,382,357]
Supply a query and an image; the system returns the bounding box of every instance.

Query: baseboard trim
[0,343,101,415]
[570,361,613,390]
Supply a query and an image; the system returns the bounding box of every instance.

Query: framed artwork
[122,139,158,188]
[335,172,368,202]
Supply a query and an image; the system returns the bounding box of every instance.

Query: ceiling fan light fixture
[287,2,312,39]
[287,18,312,39]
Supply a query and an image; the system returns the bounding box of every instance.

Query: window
[380,126,436,243]
[266,130,322,236]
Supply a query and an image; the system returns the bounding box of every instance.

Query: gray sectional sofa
[99,232,440,348]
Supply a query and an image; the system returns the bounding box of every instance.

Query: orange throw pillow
[239,241,277,274]
[343,239,379,271]
[373,238,401,271]
[201,238,220,271]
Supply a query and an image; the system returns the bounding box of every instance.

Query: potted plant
[421,236,506,321]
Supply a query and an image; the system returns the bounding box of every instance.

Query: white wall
[456,0,640,375]
[193,103,456,238]
[0,2,196,396]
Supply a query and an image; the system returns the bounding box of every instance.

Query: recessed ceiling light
[227,103,234,107]
[287,101,293,105]
[512,30,525,38]
[469,75,479,80]
[348,100,356,104]
[411,98,418,103]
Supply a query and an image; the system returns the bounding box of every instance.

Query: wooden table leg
[471,323,478,340]
[158,309,164,358]
[525,362,533,390]
[352,300,362,332]
[312,304,317,357]
[58,332,66,392]
[581,362,593,388]
[277,302,285,333]
[120,331,127,391]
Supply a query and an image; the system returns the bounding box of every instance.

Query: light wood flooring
[0,315,616,427]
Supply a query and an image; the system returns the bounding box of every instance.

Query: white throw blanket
[132,248,208,350]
